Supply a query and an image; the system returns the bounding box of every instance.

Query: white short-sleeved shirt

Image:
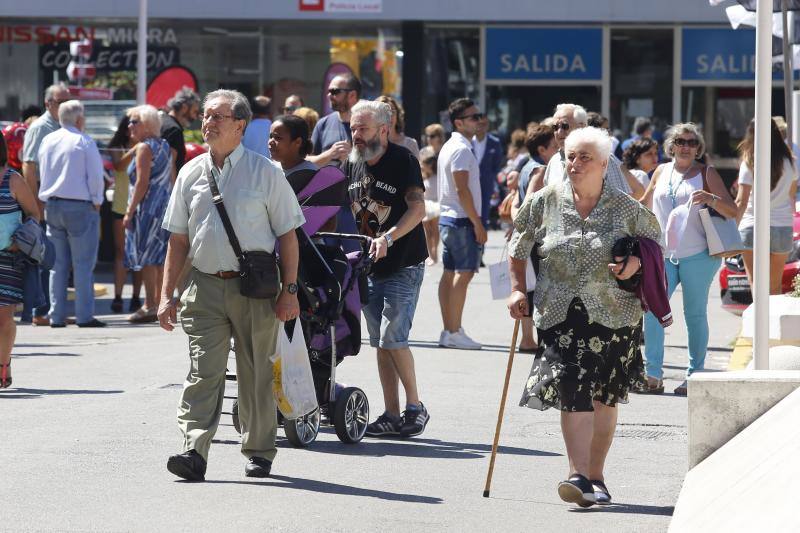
[162,143,305,274]
[437,131,481,219]
[630,168,651,189]
[738,158,797,229]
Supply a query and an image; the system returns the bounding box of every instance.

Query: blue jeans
[644,249,720,379]
[363,263,425,350]
[45,199,99,324]
[440,218,482,272]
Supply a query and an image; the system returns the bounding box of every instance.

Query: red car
[719,208,800,314]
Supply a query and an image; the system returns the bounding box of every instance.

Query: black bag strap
[207,167,244,259]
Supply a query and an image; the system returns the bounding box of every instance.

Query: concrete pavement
[1,230,740,532]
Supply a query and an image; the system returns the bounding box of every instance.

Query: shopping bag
[699,208,746,258]
[664,201,691,259]
[270,319,318,419]
[488,246,537,300]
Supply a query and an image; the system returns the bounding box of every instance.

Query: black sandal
[590,479,612,505]
[1,362,11,389]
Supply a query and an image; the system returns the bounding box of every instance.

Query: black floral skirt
[520,298,645,412]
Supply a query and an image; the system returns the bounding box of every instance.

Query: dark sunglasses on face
[554,122,571,132]
[674,138,700,147]
[128,119,140,125]
[328,88,354,96]
[457,112,485,122]
[282,106,298,113]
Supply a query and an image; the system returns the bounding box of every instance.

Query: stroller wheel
[333,387,369,444]
[232,399,241,434]
[284,407,321,448]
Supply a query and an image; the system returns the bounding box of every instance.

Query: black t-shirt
[160,113,186,173]
[344,142,429,277]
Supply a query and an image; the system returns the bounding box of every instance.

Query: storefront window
[422,27,479,132]
[610,29,673,141]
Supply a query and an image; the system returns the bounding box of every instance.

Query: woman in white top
[639,123,737,396]
[622,137,659,190]
[419,146,440,265]
[734,118,797,294]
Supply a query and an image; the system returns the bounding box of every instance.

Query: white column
[753,0,772,370]
[137,0,148,104]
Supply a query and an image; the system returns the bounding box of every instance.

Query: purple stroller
[231,166,372,447]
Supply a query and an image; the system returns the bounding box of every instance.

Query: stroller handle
[313,232,372,245]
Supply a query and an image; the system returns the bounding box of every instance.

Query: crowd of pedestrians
[2,70,795,508]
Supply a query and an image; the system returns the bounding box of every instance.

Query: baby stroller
[231,166,372,447]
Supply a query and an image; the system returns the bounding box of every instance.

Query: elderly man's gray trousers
[176,269,279,463]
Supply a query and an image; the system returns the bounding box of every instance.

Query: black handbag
[208,169,280,299]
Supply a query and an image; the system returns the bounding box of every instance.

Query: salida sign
[485,27,602,82]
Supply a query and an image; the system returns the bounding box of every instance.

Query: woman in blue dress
[123,105,176,323]
[0,134,40,388]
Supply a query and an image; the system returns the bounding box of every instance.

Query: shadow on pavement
[406,340,518,355]
[298,436,561,459]
[200,474,443,504]
[0,388,124,399]
[11,352,80,358]
[570,503,674,516]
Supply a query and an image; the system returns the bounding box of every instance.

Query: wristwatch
[285,282,298,295]
[383,233,394,247]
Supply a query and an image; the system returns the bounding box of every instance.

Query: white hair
[58,100,84,128]
[204,89,252,125]
[564,126,613,161]
[350,100,392,127]
[127,104,162,137]
[44,82,69,103]
[555,103,588,126]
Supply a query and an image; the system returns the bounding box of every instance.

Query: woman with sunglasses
[123,105,177,324]
[639,123,736,395]
[423,123,446,155]
[734,118,797,295]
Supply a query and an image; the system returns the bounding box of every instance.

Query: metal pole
[754,0,773,370]
[137,0,148,104]
[783,0,793,145]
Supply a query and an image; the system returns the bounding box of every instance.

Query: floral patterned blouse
[509,178,662,331]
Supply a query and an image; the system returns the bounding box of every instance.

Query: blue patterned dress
[0,169,23,306]
[125,138,173,270]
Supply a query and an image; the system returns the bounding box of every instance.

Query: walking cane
[483,318,520,498]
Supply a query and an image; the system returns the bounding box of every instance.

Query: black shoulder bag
[208,169,280,299]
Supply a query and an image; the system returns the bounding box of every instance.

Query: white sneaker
[438,330,451,347]
[444,329,482,350]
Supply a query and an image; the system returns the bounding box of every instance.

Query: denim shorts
[739,225,794,254]
[440,222,482,272]
[364,263,425,350]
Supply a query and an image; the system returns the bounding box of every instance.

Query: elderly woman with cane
[506,126,661,507]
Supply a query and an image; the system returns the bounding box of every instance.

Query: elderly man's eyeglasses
[282,106,298,114]
[456,112,485,122]
[674,138,700,147]
[328,88,354,96]
[202,113,235,123]
[554,122,571,132]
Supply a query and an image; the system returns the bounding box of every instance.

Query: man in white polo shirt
[436,98,486,350]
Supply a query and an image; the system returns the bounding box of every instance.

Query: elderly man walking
[543,103,644,198]
[158,90,305,481]
[343,100,430,438]
[37,100,106,328]
[20,82,72,325]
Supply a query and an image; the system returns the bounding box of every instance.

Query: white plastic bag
[270,320,318,419]
[489,245,537,300]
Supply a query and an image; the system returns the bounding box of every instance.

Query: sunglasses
[328,88,354,96]
[674,138,700,147]
[456,112,485,122]
[282,106,298,113]
[128,119,141,125]
[554,122,571,132]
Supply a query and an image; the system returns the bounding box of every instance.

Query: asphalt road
[1,230,740,532]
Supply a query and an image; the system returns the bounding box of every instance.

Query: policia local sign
[485,27,602,82]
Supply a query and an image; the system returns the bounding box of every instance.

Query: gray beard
[348,137,385,164]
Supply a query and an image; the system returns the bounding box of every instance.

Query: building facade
[0,0,788,172]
